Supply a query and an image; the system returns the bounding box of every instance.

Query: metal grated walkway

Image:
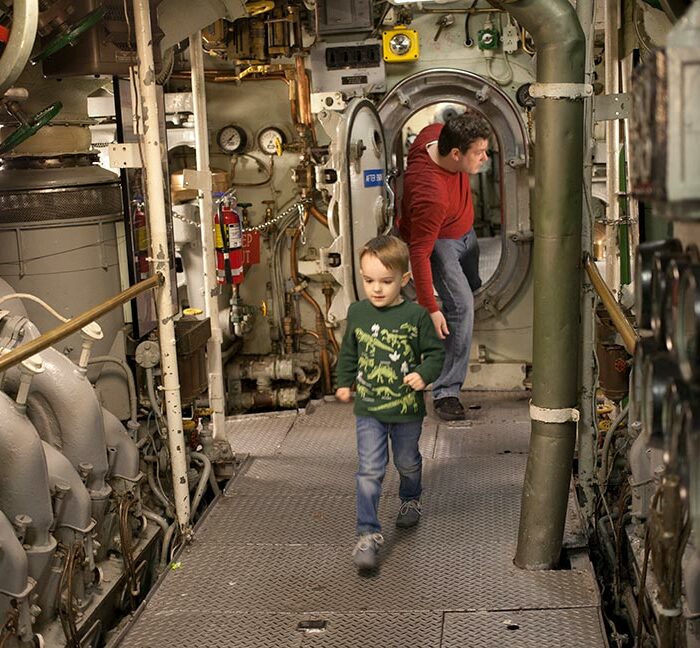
[113,393,608,648]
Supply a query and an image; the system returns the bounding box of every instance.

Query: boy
[336,235,445,571]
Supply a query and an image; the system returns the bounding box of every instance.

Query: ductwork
[0,510,35,645]
[0,391,56,583]
[3,329,111,499]
[103,407,141,487]
[0,509,31,599]
[486,0,586,568]
[41,441,92,539]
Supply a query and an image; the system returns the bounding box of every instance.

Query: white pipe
[132,0,190,532]
[604,0,621,295]
[189,31,227,441]
[0,0,38,97]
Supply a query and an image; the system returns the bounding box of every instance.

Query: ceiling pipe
[0,0,38,98]
[486,0,586,568]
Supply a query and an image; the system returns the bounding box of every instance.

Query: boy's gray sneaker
[352,533,384,570]
[396,499,422,528]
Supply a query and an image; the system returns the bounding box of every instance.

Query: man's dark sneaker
[433,396,466,421]
[396,499,422,528]
[352,533,384,571]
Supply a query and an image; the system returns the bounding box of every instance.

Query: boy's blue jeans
[429,229,481,400]
[355,415,423,535]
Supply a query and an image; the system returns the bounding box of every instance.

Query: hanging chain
[297,202,307,245]
[170,197,311,234]
[242,198,311,234]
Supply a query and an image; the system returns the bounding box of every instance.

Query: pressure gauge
[217,124,247,154]
[257,126,286,155]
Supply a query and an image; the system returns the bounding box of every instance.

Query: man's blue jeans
[430,229,481,400]
[355,416,423,535]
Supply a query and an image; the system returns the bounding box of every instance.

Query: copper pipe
[584,254,637,354]
[0,274,163,372]
[309,205,328,227]
[297,328,319,340]
[290,211,332,394]
[322,283,340,354]
[295,55,312,127]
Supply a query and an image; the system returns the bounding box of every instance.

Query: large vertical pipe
[189,32,227,440]
[577,0,598,526]
[132,0,190,531]
[487,0,586,568]
[604,0,621,291]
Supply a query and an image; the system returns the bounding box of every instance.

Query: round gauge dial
[257,126,286,155]
[217,124,247,154]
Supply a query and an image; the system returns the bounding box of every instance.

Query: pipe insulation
[486,0,586,569]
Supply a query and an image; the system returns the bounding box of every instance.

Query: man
[399,111,491,421]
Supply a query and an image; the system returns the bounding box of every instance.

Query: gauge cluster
[215,123,288,156]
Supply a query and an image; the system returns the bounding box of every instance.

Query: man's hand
[335,387,352,403]
[430,310,450,339]
[403,372,426,391]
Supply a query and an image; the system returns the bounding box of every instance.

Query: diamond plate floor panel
[115,397,607,648]
[226,411,296,456]
[120,611,444,648]
[442,609,608,647]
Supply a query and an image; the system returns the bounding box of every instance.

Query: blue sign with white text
[363,169,384,187]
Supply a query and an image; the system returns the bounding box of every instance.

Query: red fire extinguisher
[214,198,226,285]
[214,195,244,285]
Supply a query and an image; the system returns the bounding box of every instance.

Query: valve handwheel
[0,100,63,155]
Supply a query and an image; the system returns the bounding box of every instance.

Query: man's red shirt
[399,123,474,313]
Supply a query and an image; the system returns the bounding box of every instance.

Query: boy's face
[360,254,410,309]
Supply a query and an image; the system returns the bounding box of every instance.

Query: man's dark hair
[437,110,491,156]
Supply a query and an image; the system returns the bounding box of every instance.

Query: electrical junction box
[382,26,419,63]
[630,2,700,219]
[309,40,386,97]
[316,0,373,35]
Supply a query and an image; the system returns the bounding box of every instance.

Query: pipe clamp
[529,83,593,100]
[529,400,580,423]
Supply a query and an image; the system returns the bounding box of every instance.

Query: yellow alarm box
[382,26,420,62]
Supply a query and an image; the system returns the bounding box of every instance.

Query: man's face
[452,138,489,174]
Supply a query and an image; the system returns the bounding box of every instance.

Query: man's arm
[429,311,449,340]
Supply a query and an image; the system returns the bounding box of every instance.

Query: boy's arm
[413,309,446,385]
[336,305,359,388]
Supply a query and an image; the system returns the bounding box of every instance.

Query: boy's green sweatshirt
[336,299,445,422]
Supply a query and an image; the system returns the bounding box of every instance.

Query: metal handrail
[584,253,638,354]
[0,273,164,372]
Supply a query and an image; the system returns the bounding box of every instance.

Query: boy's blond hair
[359,235,410,274]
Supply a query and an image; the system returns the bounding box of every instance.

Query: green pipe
[576,0,598,528]
[488,0,586,569]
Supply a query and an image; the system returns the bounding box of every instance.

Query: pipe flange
[529,400,580,423]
